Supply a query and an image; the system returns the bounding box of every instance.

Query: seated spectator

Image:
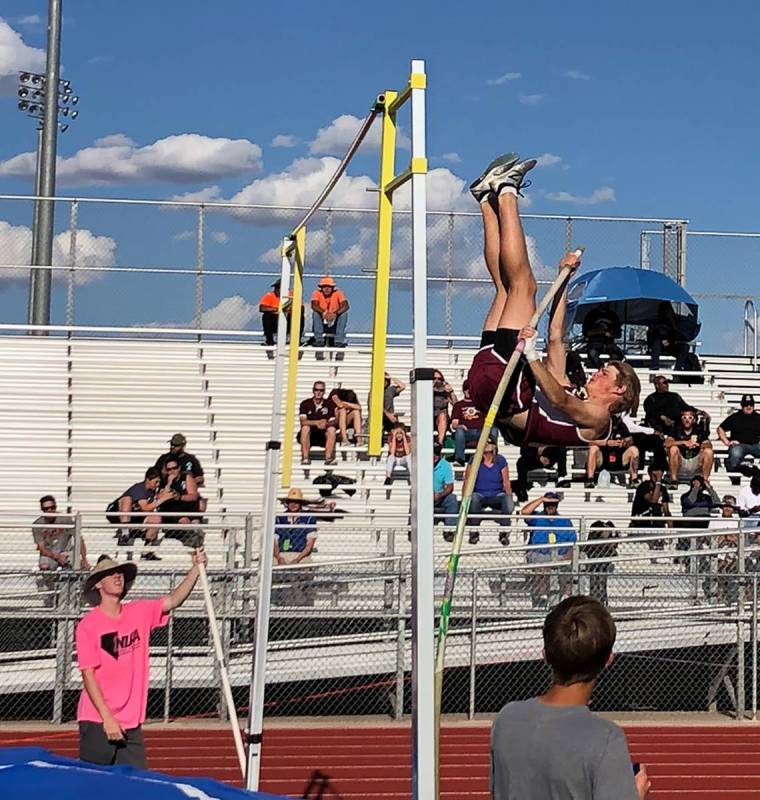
[451,380,492,466]
[155,433,207,515]
[385,424,411,485]
[382,372,406,432]
[433,442,458,536]
[311,276,349,348]
[666,408,713,486]
[738,472,760,530]
[258,279,304,346]
[464,441,514,546]
[647,300,689,371]
[299,381,337,465]
[111,468,176,560]
[717,394,760,480]
[329,387,362,446]
[582,302,624,369]
[33,495,89,605]
[513,445,569,502]
[630,466,672,554]
[274,488,317,606]
[520,492,576,608]
[159,456,203,548]
[433,369,457,447]
[622,411,668,474]
[678,475,720,560]
[585,418,640,488]
[643,375,689,436]
[491,596,650,800]
[709,495,742,603]
[585,521,620,607]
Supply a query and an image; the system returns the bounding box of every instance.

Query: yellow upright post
[280,228,305,488]
[367,91,398,456]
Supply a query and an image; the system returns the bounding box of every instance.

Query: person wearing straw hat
[310,275,349,349]
[75,548,207,768]
[275,488,318,565]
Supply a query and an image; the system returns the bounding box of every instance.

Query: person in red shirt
[299,381,337,465]
[311,275,349,348]
[258,279,304,346]
[76,549,207,768]
[451,380,492,465]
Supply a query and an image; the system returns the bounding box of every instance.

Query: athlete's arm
[544,252,581,383]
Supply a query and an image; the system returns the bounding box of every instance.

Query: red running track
[2,725,760,797]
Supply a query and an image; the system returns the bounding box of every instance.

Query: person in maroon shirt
[299,380,337,465]
[451,380,492,465]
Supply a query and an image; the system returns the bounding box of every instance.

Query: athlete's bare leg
[496,191,536,330]
[480,197,507,332]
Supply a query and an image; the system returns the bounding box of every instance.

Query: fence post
[468,573,478,720]
[737,524,746,719]
[753,574,758,720]
[384,528,396,611]
[324,209,333,272]
[65,200,78,326]
[564,217,573,254]
[163,570,177,723]
[394,564,406,720]
[194,204,205,330]
[445,212,454,344]
[639,231,650,269]
[73,512,82,570]
[52,574,70,723]
[676,221,688,287]
[244,513,254,568]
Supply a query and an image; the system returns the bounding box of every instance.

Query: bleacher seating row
[2,334,760,572]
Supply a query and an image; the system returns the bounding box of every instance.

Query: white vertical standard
[246,239,292,790]
[407,58,436,800]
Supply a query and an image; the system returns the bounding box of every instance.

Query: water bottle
[597,469,611,489]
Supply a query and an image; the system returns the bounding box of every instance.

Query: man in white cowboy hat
[310,274,349,348]
[75,548,207,768]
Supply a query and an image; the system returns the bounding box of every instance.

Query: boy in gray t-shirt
[491,596,650,800]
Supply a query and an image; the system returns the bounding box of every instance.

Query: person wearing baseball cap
[717,394,760,480]
[311,275,349,349]
[258,279,304,347]
[76,548,207,768]
[155,435,206,513]
[520,491,576,607]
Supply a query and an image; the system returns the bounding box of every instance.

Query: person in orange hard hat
[311,275,349,349]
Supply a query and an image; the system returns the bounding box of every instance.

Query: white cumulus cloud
[15,15,42,26]
[171,230,194,241]
[545,186,616,206]
[272,134,298,148]
[486,72,521,86]
[210,231,229,244]
[519,94,545,106]
[563,70,590,80]
[536,153,563,168]
[0,134,263,186]
[309,114,410,156]
[441,152,462,164]
[0,18,46,95]
[170,186,222,203]
[200,295,256,329]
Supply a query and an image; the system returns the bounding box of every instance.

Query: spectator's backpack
[105,497,122,524]
[312,472,357,498]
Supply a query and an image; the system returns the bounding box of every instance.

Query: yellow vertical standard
[280,227,305,488]
[368,91,398,456]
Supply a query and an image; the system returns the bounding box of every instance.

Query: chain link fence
[2,522,760,723]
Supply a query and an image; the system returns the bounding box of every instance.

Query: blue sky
[0,1,758,349]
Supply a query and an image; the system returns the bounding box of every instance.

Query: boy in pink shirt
[76,549,207,768]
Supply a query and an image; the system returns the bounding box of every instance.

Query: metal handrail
[745,299,757,371]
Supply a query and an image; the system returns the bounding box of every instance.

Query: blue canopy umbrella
[0,747,285,799]
[566,266,700,341]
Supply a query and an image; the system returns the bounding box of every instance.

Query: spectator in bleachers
[678,475,720,561]
[647,300,689,371]
[585,520,620,606]
[581,302,624,369]
[433,369,457,447]
[584,418,640,489]
[385,424,411,485]
[709,495,742,603]
[299,381,337,465]
[464,440,514,545]
[630,466,672,554]
[737,471,760,530]
[311,276,349,348]
[158,457,203,549]
[113,468,176,560]
[717,394,760,480]
[258,279,304,347]
[491,596,650,800]
[665,408,713,487]
[433,442,458,536]
[513,445,569,502]
[451,380,490,466]
[329,387,362,446]
[642,375,689,437]
[520,492,576,607]
[382,373,406,433]
[34,495,89,605]
[274,488,318,565]
[155,434,207,515]
[622,411,668,474]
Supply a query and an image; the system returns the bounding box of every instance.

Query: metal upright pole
[407,58,435,800]
[27,126,44,325]
[31,0,63,332]
[194,205,205,329]
[246,239,292,791]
